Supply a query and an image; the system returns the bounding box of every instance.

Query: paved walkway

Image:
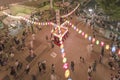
[0,15,118,80]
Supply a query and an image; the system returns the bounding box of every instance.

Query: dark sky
[0,0,26,6]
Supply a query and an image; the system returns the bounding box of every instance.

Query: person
[38,62,42,73]
[41,61,46,73]
[101,46,104,56]
[51,64,55,74]
[31,74,36,80]
[10,66,17,77]
[10,52,14,61]
[70,61,75,72]
[15,60,19,71]
[80,56,85,63]
[88,66,92,76]
[99,55,102,63]
[46,35,48,41]
[25,64,30,74]
[92,60,97,71]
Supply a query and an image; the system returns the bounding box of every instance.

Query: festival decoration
[112,46,116,53]
[65,69,70,78]
[105,45,110,50]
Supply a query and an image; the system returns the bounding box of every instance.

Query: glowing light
[63,57,67,63]
[65,69,70,78]
[60,41,63,44]
[76,28,79,32]
[105,45,110,50]
[72,25,74,28]
[88,36,92,41]
[112,46,116,53]
[118,50,120,55]
[61,48,65,53]
[92,38,95,43]
[63,63,68,69]
[60,44,64,49]
[62,53,65,58]
[68,78,72,80]
[101,41,104,46]
[74,26,76,30]
[96,40,99,45]
[85,34,88,38]
[82,32,85,36]
[78,30,82,34]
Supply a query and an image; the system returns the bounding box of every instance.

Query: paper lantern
[60,44,64,49]
[61,48,65,53]
[63,63,68,69]
[74,26,76,30]
[76,28,79,32]
[78,30,82,34]
[62,53,65,58]
[112,46,116,53]
[92,38,95,43]
[88,36,92,41]
[105,45,110,50]
[72,25,74,28]
[82,32,85,36]
[101,41,104,46]
[68,78,72,80]
[65,69,70,78]
[96,40,99,45]
[63,57,67,63]
[85,34,88,38]
[118,50,120,55]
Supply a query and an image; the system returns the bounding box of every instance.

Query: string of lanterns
[66,20,120,55]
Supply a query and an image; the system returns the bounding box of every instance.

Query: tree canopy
[96,0,120,21]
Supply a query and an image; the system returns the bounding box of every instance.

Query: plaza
[0,0,120,80]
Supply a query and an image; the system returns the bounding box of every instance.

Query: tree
[96,0,120,21]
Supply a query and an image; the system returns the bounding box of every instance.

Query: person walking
[25,64,30,74]
[70,61,75,72]
[88,66,92,77]
[92,60,97,71]
[38,62,42,73]
[101,46,104,56]
[10,66,17,78]
[15,60,19,71]
[41,61,46,73]
[99,54,102,63]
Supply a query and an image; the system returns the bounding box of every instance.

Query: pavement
[0,15,118,80]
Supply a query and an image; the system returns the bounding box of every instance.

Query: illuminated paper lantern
[74,26,76,30]
[61,48,65,53]
[85,34,88,38]
[60,44,64,49]
[78,30,82,34]
[118,50,120,55]
[101,41,104,46]
[92,38,95,43]
[63,57,67,63]
[96,40,99,45]
[82,32,85,36]
[112,46,116,53]
[62,53,65,58]
[105,45,110,50]
[76,28,79,32]
[88,36,92,41]
[65,69,70,78]
[63,63,68,69]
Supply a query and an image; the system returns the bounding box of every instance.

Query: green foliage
[96,0,120,20]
